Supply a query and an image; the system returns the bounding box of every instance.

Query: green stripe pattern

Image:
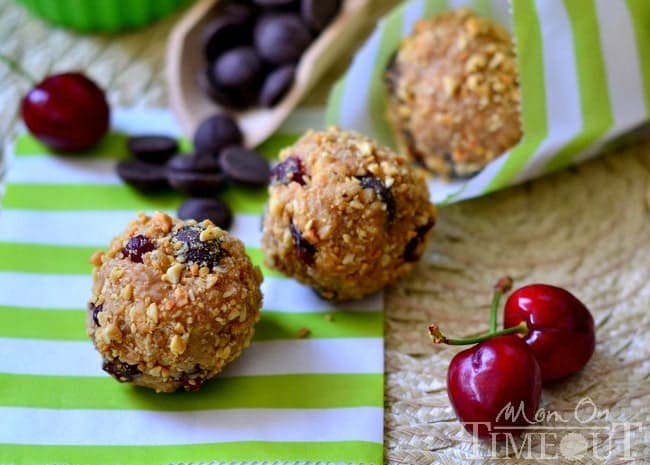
[544,0,613,173]
[0,117,383,465]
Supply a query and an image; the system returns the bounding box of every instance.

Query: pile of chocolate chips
[116,113,270,229]
[199,0,341,109]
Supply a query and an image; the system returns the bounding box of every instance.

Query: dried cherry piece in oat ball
[102,358,141,382]
[270,156,306,185]
[290,222,315,265]
[172,225,224,269]
[122,234,155,263]
[403,220,435,262]
[357,175,395,223]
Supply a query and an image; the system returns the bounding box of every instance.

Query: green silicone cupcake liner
[16,0,189,33]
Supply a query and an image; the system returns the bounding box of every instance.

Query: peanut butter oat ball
[385,8,521,178]
[261,127,437,301]
[87,212,263,393]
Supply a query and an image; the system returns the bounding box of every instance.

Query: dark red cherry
[504,284,595,384]
[21,72,110,152]
[447,335,542,439]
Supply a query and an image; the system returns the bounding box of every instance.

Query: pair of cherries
[430,278,595,439]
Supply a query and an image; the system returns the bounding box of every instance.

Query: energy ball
[87,211,263,393]
[385,8,521,178]
[262,127,437,301]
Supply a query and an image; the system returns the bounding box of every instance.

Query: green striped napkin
[327,0,650,204]
[0,108,383,465]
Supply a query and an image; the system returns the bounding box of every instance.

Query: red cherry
[21,72,110,152]
[447,335,542,439]
[504,284,595,384]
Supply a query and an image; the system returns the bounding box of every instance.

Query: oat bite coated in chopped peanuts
[262,127,437,301]
[385,8,521,178]
[87,211,263,393]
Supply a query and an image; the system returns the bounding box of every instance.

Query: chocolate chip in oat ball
[259,64,295,107]
[357,175,396,223]
[202,12,253,61]
[167,153,221,173]
[127,135,178,165]
[89,302,103,326]
[178,198,233,230]
[102,358,141,382]
[254,13,312,64]
[116,160,170,191]
[219,146,270,186]
[270,156,306,185]
[300,0,340,32]
[290,222,315,265]
[193,114,243,156]
[403,220,435,262]
[173,225,225,269]
[122,234,156,263]
[213,46,264,90]
[167,170,225,197]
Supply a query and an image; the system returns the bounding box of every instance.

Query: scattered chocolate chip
[173,225,224,268]
[403,220,435,262]
[300,0,340,31]
[122,234,156,263]
[259,64,295,107]
[193,114,243,156]
[167,170,225,197]
[167,153,221,173]
[213,46,263,89]
[290,222,315,265]
[203,14,252,61]
[219,146,270,186]
[254,13,312,64]
[102,358,141,382]
[126,135,178,165]
[357,175,395,223]
[270,156,306,185]
[116,160,169,191]
[89,302,103,326]
[178,198,233,230]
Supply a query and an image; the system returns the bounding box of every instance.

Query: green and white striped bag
[0,108,383,465]
[327,0,650,204]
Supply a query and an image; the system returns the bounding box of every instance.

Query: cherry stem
[429,276,520,346]
[0,54,37,86]
[490,276,513,333]
[429,321,528,345]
